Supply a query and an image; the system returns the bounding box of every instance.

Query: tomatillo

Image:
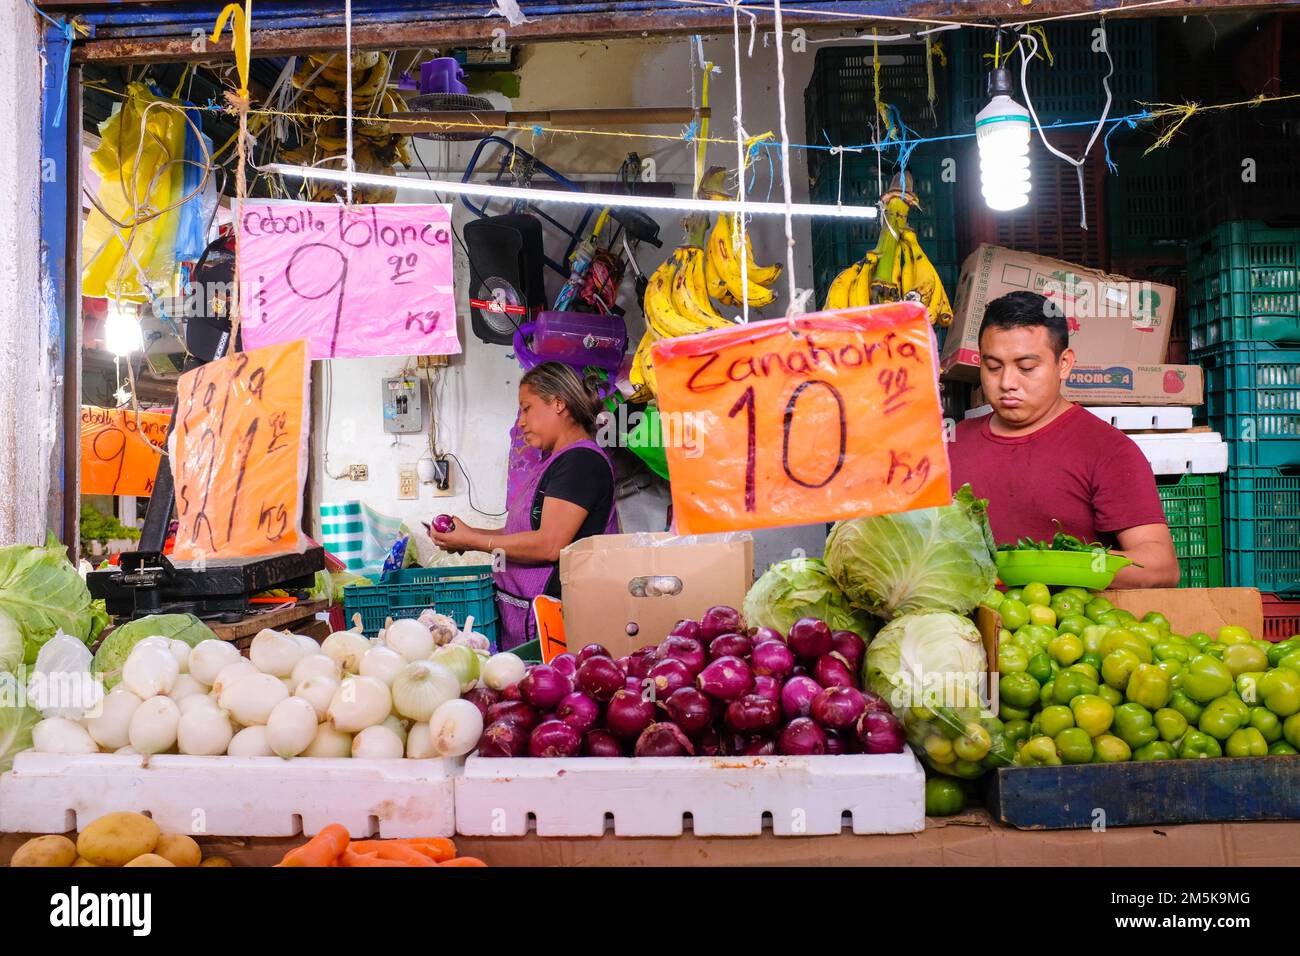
[999,672,1041,710]
[998,703,1031,722]
[1284,712,1300,749]
[1169,689,1204,724]
[1198,698,1245,741]
[924,777,966,816]
[998,644,1030,675]
[1022,583,1051,608]
[1053,670,1099,706]
[1258,668,1300,717]
[1101,648,1142,690]
[1113,702,1158,749]
[1249,706,1283,743]
[1154,707,1188,743]
[1049,634,1085,667]
[1269,741,1298,755]
[1085,597,1114,623]
[1003,719,1032,749]
[1223,643,1269,677]
[1218,625,1252,645]
[1099,684,1124,708]
[1018,735,1062,766]
[1268,638,1299,669]
[1126,663,1173,710]
[1055,727,1094,764]
[1058,615,1091,638]
[1039,705,1075,738]
[1133,740,1176,761]
[1225,727,1268,758]
[1153,641,1192,664]
[1182,656,1235,704]
[1092,734,1132,763]
[1178,730,1223,759]
[1082,625,1112,656]
[1027,653,1055,686]
[999,599,1030,631]
[1071,694,1115,737]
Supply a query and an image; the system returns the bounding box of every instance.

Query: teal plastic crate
[343,565,499,644]
[1106,142,1189,261]
[1223,465,1300,595]
[1156,474,1224,588]
[1200,341,1300,467]
[1187,220,1300,351]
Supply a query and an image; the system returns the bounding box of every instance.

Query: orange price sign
[80,406,171,497]
[651,301,951,534]
[170,340,310,561]
[531,595,567,663]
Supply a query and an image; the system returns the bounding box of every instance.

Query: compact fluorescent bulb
[976,68,1032,212]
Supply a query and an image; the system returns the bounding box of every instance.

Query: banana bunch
[704,212,782,310]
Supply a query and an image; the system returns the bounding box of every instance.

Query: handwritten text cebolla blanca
[241,206,451,250]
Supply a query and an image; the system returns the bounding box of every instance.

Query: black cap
[986,67,1015,98]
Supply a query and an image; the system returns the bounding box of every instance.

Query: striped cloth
[319,501,408,573]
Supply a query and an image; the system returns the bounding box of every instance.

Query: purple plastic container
[419,57,469,96]
[513,311,627,376]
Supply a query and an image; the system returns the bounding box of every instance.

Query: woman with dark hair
[431,362,619,649]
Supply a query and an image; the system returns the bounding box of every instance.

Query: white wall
[312,34,826,553]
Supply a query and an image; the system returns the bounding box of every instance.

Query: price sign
[532,595,567,663]
[170,339,310,560]
[80,406,171,497]
[238,201,459,359]
[652,301,951,534]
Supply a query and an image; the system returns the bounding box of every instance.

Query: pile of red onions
[474,608,905,758]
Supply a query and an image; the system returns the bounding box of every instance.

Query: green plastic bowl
[995,549,1133,590]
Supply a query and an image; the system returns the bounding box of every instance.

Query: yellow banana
[671,248,732,330]
[903,229,954,326]
[705,215,776,309]
[823,262,861,310]
[629,324,661,402]
[850,253,877,307]
[645,259,699,340]
[732,214,782,287]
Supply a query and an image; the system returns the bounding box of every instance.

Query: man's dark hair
[978,291,1069,357]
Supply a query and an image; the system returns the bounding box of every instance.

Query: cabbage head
[0,536,97,665]
[743,558,875,640]
[0,609,22,675]
[825,484,997,618]
[864,610,988,713]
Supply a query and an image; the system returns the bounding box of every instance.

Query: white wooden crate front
[0,753,456,838]
[455,752,924,837]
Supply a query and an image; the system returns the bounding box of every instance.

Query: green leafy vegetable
[996,520,1110,554]
[743,558,876,640]
[0,608,22,674]
[824,485,998,618]
[0,698,40,773]
[864,610,988,710]
[0,535,97,665]
[92,613,217,689]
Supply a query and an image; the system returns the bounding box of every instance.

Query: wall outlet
[348,464,369,481]
[398,466,419,500]
[432,457,452,497]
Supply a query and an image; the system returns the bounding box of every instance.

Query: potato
[123,853,175,867]
[199,856,233,867]
[11,835,77,867]
[153,833,201,868]
[76,812,160,867]
[72,857,98,867]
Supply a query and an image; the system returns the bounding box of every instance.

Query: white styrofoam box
[1084,406,1195,431]
[1131,432,1230,475]
[0,753,457,838]
[455,752,925,837]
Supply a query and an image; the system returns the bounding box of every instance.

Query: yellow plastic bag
[82,82,187,301]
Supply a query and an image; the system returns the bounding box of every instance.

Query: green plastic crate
[343,565,499,644]
[1187,221,1300,351]
[1106,143,1189,261]
[1199,341,1300,468]
[1223,465,1300,595]
[1157,474,1224,589]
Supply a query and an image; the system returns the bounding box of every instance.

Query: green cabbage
[92,613,218,689]
[864,610,988,713]
[0,536,97,665]
[825,485,997,619]
[0,700,40,773]
[743,558,875,640]
[0,608,22,674]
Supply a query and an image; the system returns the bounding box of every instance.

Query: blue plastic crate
[343,565,498,644]
[1187,220,1300,352]
[1223,465,1300,595]
[1200,341,1300,468]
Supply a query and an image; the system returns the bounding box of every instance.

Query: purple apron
[494,437,620,650]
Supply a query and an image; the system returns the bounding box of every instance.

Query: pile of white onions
[29,617,523,762]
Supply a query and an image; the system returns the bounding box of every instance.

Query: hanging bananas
[704,213,780,310]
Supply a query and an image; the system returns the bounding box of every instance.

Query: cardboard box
[1062,363,1204,406]
[559,532,754,658]
[941,245,1178,381]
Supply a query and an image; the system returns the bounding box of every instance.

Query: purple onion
[696,728,722,756]
[791,665,810,679]
[725,695,780,733]
[723,732,749,756]
[778,717,827,755]
[605,689,657,742]
[649,657,694,699]
[432,514,455,534]
[810,686,867,729]
[519,665,571,710]
[501,682,523,702]
[814,654,856,690]
[625,675,645,694]
[625,646,659,680]
[635,722,695,757]
[658,635,706,675]
[484,700,540,733]
[550,654,578,680]
[830,631,867,674]
[751,640,795,680]
[787,618,833,661]
[696,656,754,701]
[476,720,528,757]
[861,689,892,716]
[780,675,823,720]
[582,728,624,757]
[529,719,582,758]
[669,619,701,641]
[749,626,784,645]
[742,737,778,756]
[751,675,781,705]
[462,686,501,719]
[664,687,714,738]
[556,691,601,734]
[615,656,632,673]
[858,710,906,754]
[576,655,625,702]
[698,606,744,643]
[708,633,753,662]
[577,643,612,665]
[824,728,852,755]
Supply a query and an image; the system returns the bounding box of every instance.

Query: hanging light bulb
[976,68,1032,212]
[104,301,143,357]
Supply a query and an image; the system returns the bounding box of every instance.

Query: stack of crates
[1188,220,1300,598]
[1156,474,1225,589]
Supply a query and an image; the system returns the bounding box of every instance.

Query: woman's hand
[431,517,481,554]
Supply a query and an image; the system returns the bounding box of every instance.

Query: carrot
[365,843,437,867]
[277,824,351,867]
[350,838,456,863]
[340,849,410,868]
[439,856,488,867]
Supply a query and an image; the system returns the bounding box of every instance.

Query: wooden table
[208,599,331,651]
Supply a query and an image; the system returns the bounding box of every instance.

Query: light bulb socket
[986,68,1016,99]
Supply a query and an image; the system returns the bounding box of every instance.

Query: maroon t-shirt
[949,404,1166,547]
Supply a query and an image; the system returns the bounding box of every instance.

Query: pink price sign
[238,201,460,359]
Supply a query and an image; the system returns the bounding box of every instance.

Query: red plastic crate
[1263,594,1300,642]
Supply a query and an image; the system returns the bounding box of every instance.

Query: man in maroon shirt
[949,291,1179,588]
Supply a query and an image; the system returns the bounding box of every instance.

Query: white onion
[359,645,405,686]
[177,706,234,756]
[321,631,371,674]
[381,714,410,744]
[167,639,192,673]
[390,660,460,722]
[293,635,322,655]
[405,723,437,759]
[128,696,181,755]
[179,694,221,717]
[168,673,208,702]
[86,688,143,750]
[352,725,404,759]
[481,652,526,691]
[419,611,458,646]
[211,660,258,698]
[122,646,180,699]
[428,698,484,758]
[267,696,319,758]
[131,637,173,655]
[383,618,434,662]
[327,676,391,733]
[291,653,341,690]
[33,717,99,754]
[189,640,243,686]
[453,631,491,653]
[303,723,352,758]
[219,672,289,726]
[227,725,274,757]
[430,644,481,693]
[250,629,306,678]
[114,745,139,756]
[296,675,339,721]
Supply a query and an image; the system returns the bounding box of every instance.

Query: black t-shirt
[531,447,615,598]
